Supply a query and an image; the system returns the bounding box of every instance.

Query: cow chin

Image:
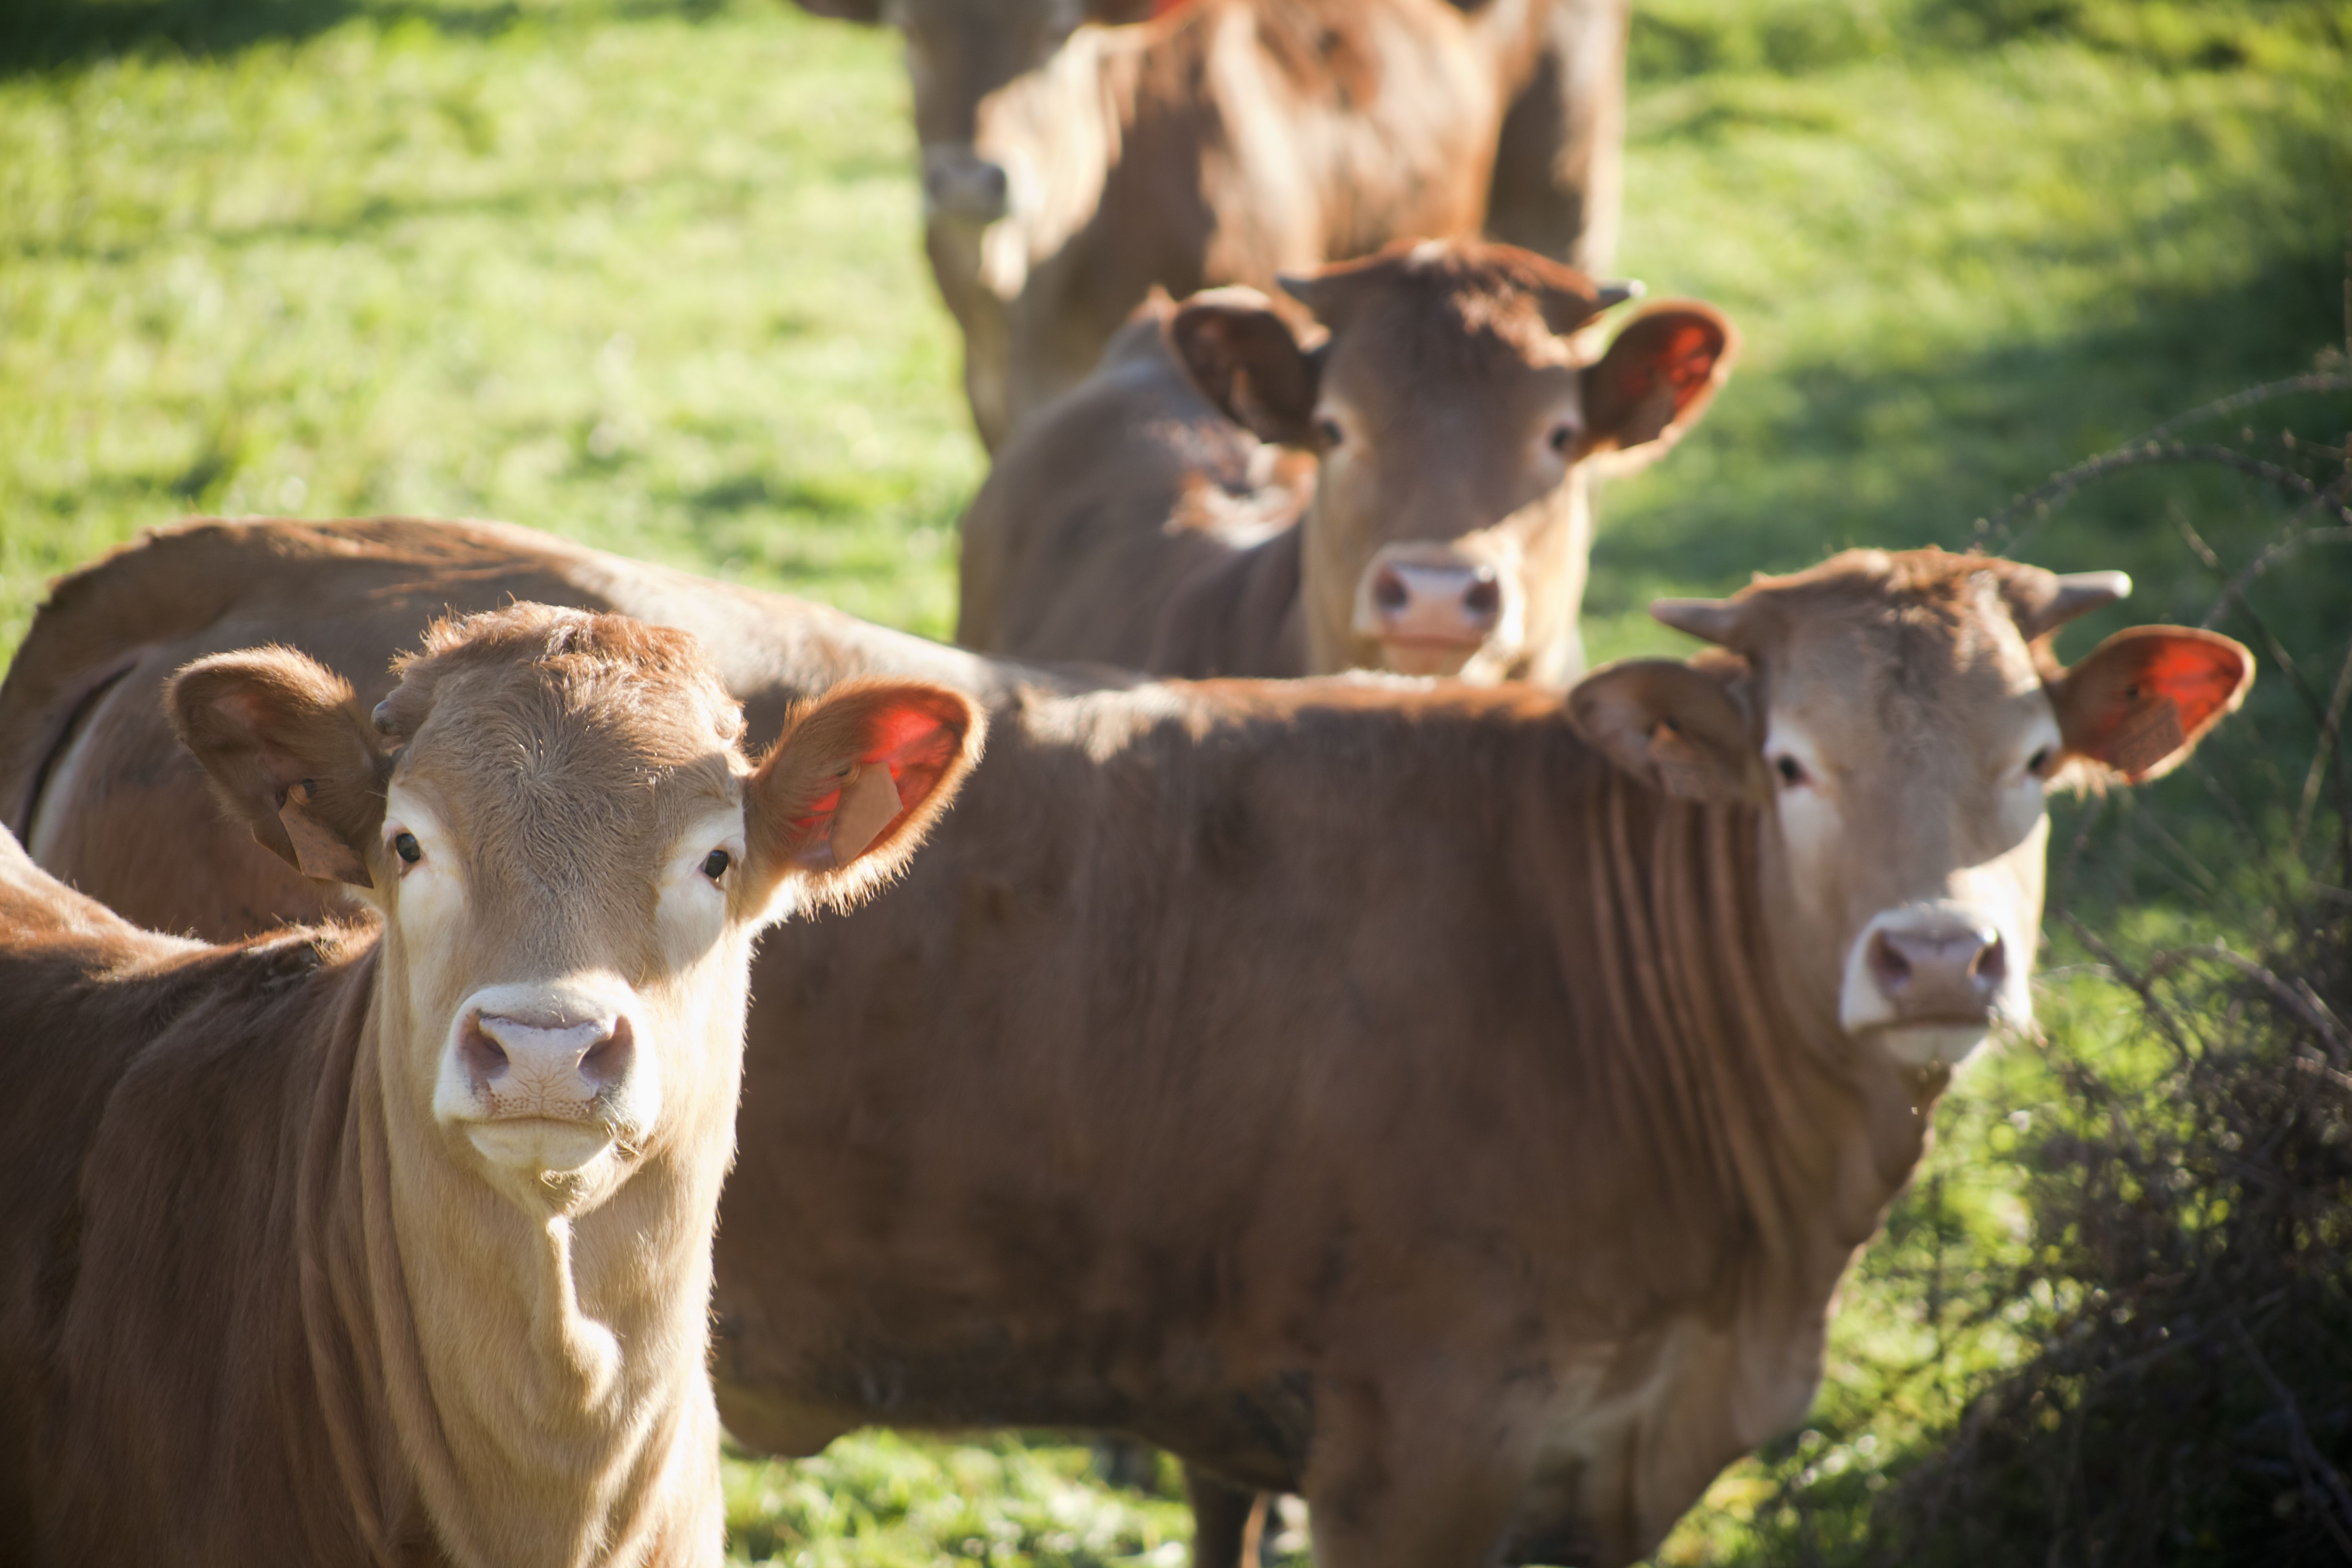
[1378,637,1505,680]
[1866,1022,1995,1070]
[462,1117,623,1178]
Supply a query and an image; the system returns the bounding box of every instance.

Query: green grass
[0,0,978,654]
[2,0,2349,1562]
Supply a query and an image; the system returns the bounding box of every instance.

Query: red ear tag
[1649,724,1719,801]
[2105,697,2187,780]
[280,782,371,887]
[830,764,904,863]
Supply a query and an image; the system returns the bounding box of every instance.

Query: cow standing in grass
[957,241,1734,685]
[0,603,979,1568]
[789,0,1630,449]
[0,522,2251,1567]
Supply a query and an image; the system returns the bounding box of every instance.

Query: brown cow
[956,241,1734,684]
[0,600,980,1568]
[0,521,2251,1567]
[788,0,1629,449]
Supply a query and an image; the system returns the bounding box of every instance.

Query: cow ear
[2050,626,2253,787]
[1580,304,1736,472]
[743,679,986,917]
[788,0,883,22]
[1568,658,1765,805]
[169,648,389,890]
[1169,289,1323,447]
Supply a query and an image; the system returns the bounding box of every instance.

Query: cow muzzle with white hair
[436,976,656,1172]
[1350,540,1524,679]
[1837,899,2032,1068]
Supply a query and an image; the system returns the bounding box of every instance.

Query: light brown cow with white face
[1577,554,2247,1075]
[0,603,979,1567]
[957,240,1733,686]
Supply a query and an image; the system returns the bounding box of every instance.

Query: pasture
[2,0,2347,1561]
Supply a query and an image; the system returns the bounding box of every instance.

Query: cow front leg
[1297,1383,1528,1568]
[1186,1466,1268,1568]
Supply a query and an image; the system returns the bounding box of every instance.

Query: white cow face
[171,606,983,1213]
[1171,244,1733,685]
[1571,549,2252,1071]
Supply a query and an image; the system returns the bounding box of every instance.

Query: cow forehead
[1331,288,1577,387]
[394,662,745,872]
[1761,572,2048,758]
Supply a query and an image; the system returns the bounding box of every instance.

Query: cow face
[170,607,981,1212]
[792,0,1153,223]
[1571,550,2251,1071]
[1173,242,1735,684]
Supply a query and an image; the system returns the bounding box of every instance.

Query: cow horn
[1596,280,1645,309]
[2010,569,2132,640]
[2048,570,2132,625]
[1651,598,1746,646]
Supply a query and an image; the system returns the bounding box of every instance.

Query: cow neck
[296,941,720,1568]
[1568,770,1935,1306]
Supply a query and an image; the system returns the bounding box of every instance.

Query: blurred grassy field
[2,0,2348,1562]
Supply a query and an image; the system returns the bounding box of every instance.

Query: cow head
[1172,241,1735,684]
[170,606,983,1213]
[791,0,1156,224]
[1571,549,2251,1072]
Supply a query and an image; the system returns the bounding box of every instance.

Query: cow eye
[2025,746,2053,778]
[1773,756,1809,789]
[392,831,422,867]
[1548,421,1576,456]
[1315,415,1344,449]
[701,848,732,883]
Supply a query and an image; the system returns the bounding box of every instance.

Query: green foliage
[725,1434,1193,1568]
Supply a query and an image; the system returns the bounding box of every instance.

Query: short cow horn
[2019,569,2133,639]
[1651,597,1746,647]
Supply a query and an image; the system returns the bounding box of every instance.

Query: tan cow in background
[957,240,1734,684]
[0,602,980,1568]
[0,521,2250,1567]
[788,0,1630,449]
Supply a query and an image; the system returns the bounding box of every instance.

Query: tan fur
[869,0,1627,449]
[957,242,1735,686]
[0,522,2244,1568]
[0,597,979,1567]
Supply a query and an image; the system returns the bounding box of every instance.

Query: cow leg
[1484,0,1629,275]
[1296,1381,1528,1568]
[1186,1467,1268,1568]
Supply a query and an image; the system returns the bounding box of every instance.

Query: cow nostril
[1372,567,1409,614]
[579,1016,635,1088]
[1462,575,1501,620]
[1972,934,2008,990]
[979,162,1008,200]
[461,1015,508,1081]
[1867,930,1911,996]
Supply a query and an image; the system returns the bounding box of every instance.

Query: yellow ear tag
[1648,723,1721,802]
[830,764,904,863]
[279,781,371,887]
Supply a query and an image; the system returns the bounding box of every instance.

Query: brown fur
[956,242,1735,686]
[0,595,980,1568]
[831,0,1628,449]
[0,522,2246,1567]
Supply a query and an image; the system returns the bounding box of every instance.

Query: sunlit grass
[0,0,979,655]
